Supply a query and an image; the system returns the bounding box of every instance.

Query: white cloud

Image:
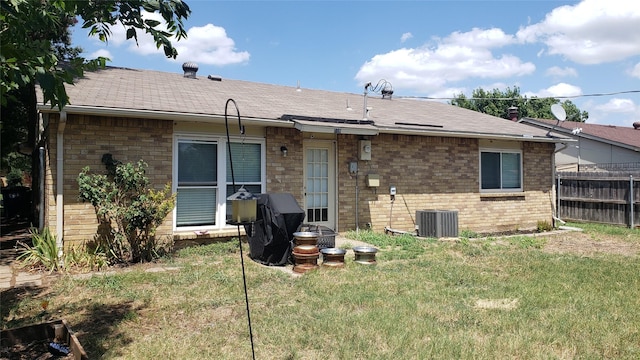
[400,32,413,43]
[429,87,469,101]
[595,98,636,113]
[355,28,534,93]
[173,24,250,65]
[545,66,577,78]
[524,83,583,98]
[630,63,640,79]
[585,98,639,126]
[516,0,640,64]
[87,49,112,61]
[444,27,516,49]
[85,11,249,66]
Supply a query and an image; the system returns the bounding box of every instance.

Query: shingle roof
[38,66,559,141]
[521,118,640,150]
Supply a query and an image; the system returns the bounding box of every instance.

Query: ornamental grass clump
[77,155,175,263]
[17,227,62,273]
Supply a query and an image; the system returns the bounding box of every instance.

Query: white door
[303,140,336,230]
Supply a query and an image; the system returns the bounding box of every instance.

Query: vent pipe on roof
[182,62,198,79]
[634,121,640,129]
[507,106,519,121]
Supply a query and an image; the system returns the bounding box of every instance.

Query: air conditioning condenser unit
[416,210,458,238]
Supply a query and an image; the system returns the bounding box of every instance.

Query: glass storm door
[304,141,335,230]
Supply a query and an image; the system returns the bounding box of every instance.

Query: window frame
[479,148,523,193]
[225,141,264,221]
[173,133,265,232]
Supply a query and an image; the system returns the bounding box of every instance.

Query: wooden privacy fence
[556,171,640,228]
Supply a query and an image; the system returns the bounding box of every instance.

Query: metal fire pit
[353,246,378,265]
[320,247,346,268]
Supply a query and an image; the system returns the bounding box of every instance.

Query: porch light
[280,146,288,157]
[227,186,258,224]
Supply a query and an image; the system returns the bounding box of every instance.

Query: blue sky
[71,0,640,127]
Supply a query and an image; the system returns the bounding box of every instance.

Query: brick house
[36,65,567,249]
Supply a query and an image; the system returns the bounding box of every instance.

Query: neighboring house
[519,118,640,171]
[36,65,568,248]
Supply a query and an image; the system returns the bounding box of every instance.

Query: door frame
[302,139,337,230]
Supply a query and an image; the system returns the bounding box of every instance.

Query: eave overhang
[292,119,379,135]
[37,104,293,128]
[376,125,573,143]
[37,105,570,143]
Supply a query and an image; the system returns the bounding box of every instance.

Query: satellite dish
[551,104,566,121]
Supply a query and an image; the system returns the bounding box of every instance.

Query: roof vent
[634,121,640,129]
[182,62,198,79]
[207,75,222,81]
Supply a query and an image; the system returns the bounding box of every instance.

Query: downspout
[56,111,67,259]
[553,142,568,226]
[37,113,48,231]
[38,146,45,231]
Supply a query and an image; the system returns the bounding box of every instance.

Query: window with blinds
[226,142,263,220]
[175,137,264,229]
[176,140,218,226]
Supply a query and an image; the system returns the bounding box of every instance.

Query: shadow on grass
[71,301,139,357]
[1,285,48,329]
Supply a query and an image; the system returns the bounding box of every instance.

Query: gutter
[56,111,67,260]
[376,126,570,143]
[37,105,293,128]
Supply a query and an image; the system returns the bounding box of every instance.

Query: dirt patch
[541,230,640,257]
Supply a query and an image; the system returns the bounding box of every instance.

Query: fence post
[631,175,635,229]
[556,174,561,222]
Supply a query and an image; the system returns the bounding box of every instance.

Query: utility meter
[359,140,372,161]
[390,186,396,195]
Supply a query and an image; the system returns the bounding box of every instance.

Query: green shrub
[5,152,31,186]
[7,167,24,186]
[17,227,62,273]
[537,220,553,232]
[77,157,175,263]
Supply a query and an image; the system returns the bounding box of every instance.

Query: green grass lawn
[2,223,639,359]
